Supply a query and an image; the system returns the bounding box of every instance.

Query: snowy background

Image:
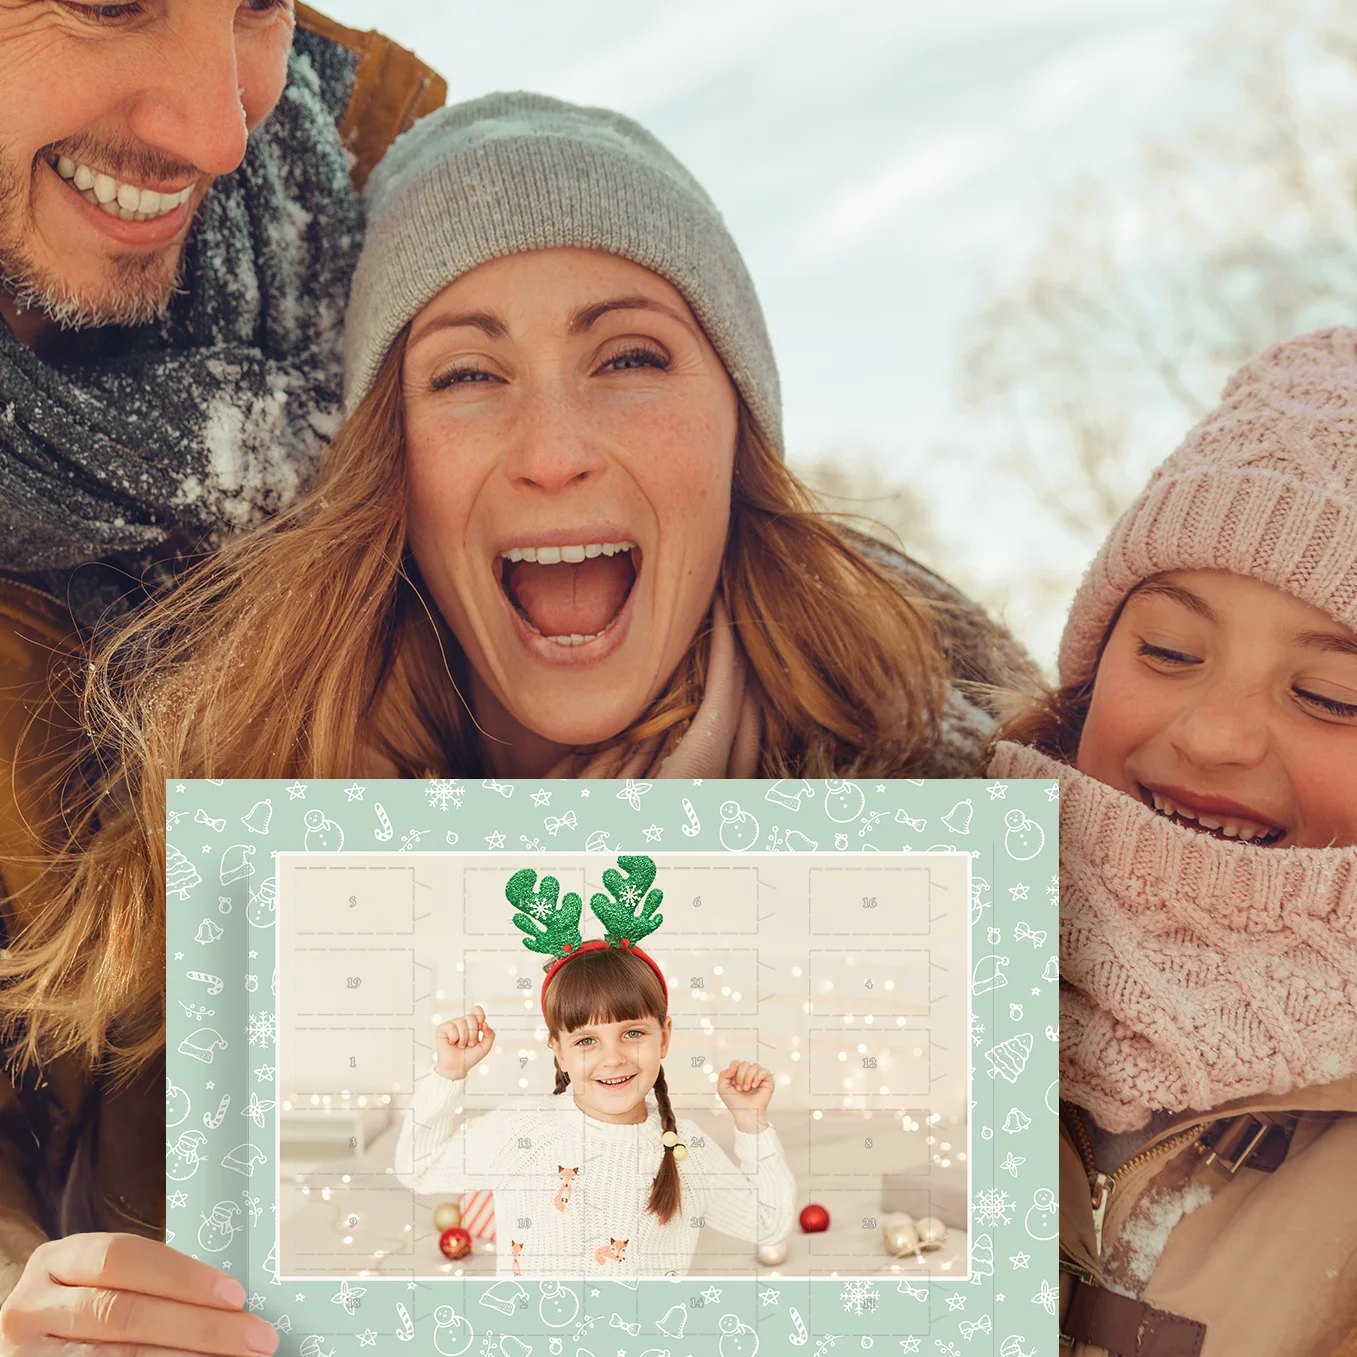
[325,0,1356,671]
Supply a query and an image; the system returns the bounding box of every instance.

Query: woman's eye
[1295,687,1357,720]
[430,366,497,391]
[61,1,143,22]
[599,345,669,374]
[1136,640,1200,666]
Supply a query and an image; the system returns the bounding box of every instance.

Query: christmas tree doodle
[167,844,203,902]
[589,856,664,948]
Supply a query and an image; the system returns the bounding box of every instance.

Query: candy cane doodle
[395,1304,415,1342]
[680,798,701,837]
[203,1094,230,1129]
[787,1307,809,1346]
[185,971,224,996]
[373,803,394,842]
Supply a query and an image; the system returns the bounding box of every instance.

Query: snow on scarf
[0,34,362,623]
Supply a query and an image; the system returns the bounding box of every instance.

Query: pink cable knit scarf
[989,740,1357,1133]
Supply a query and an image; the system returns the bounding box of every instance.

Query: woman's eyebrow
[408,310,508,347]
[567,295,698,338]
[1134,582,1218,622]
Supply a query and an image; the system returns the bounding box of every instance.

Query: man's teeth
[500,540,636,565]
[1148,791,1277,843]
[53,155,192,222]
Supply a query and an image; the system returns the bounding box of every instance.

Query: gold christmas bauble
[432,1201,462,1231]
[915,1216,948,1247]
[756,1239,788,1266]
[883,1221,920,1256]
[671,1143,688,1161]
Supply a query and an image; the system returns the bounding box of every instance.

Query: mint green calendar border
[166,778,1060,1357]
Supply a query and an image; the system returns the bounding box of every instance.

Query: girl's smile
[1076,568,1357,848]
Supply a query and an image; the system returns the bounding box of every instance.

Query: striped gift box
[459,1190,496,1241]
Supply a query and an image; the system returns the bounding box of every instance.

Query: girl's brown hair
[3,326,950,1081]
[542,947,680,1225]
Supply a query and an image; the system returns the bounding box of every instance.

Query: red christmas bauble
[439,1225,472,1260]
[799,1203,830,1233]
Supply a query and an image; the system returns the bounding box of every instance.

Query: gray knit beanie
[342,91,782,452]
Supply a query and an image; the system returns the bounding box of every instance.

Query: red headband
[540,937,669,1014]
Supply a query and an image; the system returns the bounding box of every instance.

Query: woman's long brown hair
[543,947,681,1225]
[3,327,950,1080]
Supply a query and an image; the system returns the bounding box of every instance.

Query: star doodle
[531,788,552,807]
[358,1330,377,1347]
[876,784,887,793]
[1046,782,1060,801]
[995,1294,1006,1302]
[295,1293,306,1302]
[986,782,1008,799]
[202,845,212,853]
[286,781,307,800]
[643,824,663,842]
[168,1191,188,1208]
[205,1081,214,1090]
[946,1293,967,1311]
[254,1065,275,1082]
[1009,884,1030,900]
[900,1341,921,1354]
[344,784,365,801]
[408,1281,418,1290]
[1009,1251,1030,1268]
[1032,987,1042,995]
[701,1286,722,1305]
[175,784,185,793]
[485,832,506,849]
[590,1288,600,1297]
[759,1287,780,1306]
[248,950,257,959]
[174,952,184,961]
[246,1294,266,1313]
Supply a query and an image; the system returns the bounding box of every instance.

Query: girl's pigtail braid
[646,1064,683,1225]
[553,1059,571,1095]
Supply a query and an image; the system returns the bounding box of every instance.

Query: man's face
[0,0,295,338]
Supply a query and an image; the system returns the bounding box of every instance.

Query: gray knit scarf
[0,33,362,627]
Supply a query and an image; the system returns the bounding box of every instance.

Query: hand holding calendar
[434,1004,496,1080]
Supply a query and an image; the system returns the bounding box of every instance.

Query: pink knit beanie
[1058,326,1357,687]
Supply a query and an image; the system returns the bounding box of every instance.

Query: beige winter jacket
[1060,1081,1357,1356]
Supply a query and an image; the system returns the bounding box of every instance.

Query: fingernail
[247,1315,278,1353]
[215,1276,247,1307]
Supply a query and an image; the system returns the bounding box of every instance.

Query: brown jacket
[0,9,444,1301]
[1060,1083,1357,1357]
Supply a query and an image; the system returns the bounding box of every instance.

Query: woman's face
[548,1013,672,1126]
[1076,569,1357,848]
[401,248,739,770]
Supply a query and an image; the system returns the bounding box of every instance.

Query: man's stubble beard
[0,147,188,332]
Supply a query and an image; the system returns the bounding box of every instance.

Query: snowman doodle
[197,1201,240,1253]
[1003,810,1045,861]
[718,801,759,852]
[166,1130,207,1181]
[719,1313,759,1357]
[166,1075,191,1128]
[537,1281,579,1328]
[431,1305,474,1357]
[245,876,276,929]
[823,780,865,823]
[303,808,345,852]
[969,875,992,926]
[1024,1188,1059,1240]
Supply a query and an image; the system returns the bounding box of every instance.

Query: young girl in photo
[394,858,795,1277]
[988,327,1357,1357]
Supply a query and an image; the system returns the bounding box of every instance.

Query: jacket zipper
[1066,1106,1207,1260]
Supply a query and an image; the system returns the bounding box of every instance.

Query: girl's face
[1076,569,1357,848]
[548,1013,672,1126]
[401,247,739,776]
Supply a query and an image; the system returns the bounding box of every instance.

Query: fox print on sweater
[395,1071,796,1277]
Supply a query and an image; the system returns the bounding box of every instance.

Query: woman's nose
[502,385,609,495]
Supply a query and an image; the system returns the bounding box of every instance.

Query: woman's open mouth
[1138,783,1287,846]
[595,1072,637,1089]
[495,537,641,654]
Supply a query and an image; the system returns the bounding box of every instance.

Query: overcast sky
[323,0,1232,663]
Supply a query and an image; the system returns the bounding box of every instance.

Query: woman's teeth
[1148,790,1280,843]
[52,155,192,222]
[500,540,635,564]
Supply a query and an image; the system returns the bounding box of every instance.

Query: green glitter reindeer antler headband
[505,855,669,1011]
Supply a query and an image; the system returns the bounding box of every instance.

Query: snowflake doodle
[840,1278,879,1316]
[973,1187,1015,1228]
[424,779,464,812]
[246,1011,277,1050]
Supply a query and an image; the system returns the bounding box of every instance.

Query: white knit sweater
[395,1071,797,1277]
